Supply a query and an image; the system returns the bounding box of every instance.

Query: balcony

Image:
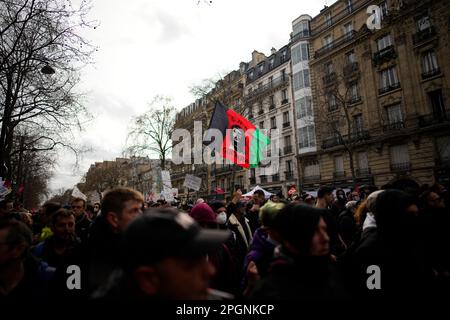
[343,62,360,77]
[258,109,264,115]
[333,171,346,179]
[260,175,268,183]
[272,174,280,182]
[323,72,337,85]
[285,171,294,180]
[321,130,370,149]
[303,175,321,183]
[418,110,450,128]
[413,27,437,46]
[383,121,405,132]
[314,30,357,58]
[379,82,401,95]
[356,168,372,177]
[281,99,289,105]
[373,46,396,66]
[244,74,288,102]
[347,96,362,105]
[269,104,276,110]
[391,162,411,172]
[283,145,292,154]
[422,67,441,80]
[310,0,372,37]
[249,177,256,184]
[270,125,277,130]
[283,122,290,128]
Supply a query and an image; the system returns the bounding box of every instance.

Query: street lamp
[41,64,55,75]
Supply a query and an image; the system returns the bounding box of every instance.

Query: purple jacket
[242,227,276,288]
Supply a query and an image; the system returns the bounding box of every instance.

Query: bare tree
[0,0,96,179]
[82,162,130,199]
[127,96,176,170]
[314,60,369,182]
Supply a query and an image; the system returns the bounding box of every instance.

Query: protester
[250,203,348,300]
[242,200,284,297]
[0,217,55,300]
[92,209,230,300]
[247,189,265,233]
[32,209,81,269]
[85,187,144,294]
[71,197,92,243]
[189,203,236,294]
[350,190,434,298]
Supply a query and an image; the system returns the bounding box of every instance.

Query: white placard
[183,174,202,191]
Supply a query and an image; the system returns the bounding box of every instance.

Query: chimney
[271,47,277,55]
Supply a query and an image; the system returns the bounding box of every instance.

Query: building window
[281,89,288,102]
[269,57,275,69]
[304,161,320,177]
[377,34,392,51]
[343,22,353,38]
[292,43,310,64]
[259,121,264,129]
[346,51,356,64]
[283,111,290,124]
[379,67,399,92]
[350,81,359,101]
[346,0,353,13]
[268,76,273,85]
[284,135,291,147]
[269,95,274,107]
[296,96,313,119]
[293,69,310,91]
[428,89,446,119]
[248,70,254,80]
[328,93,338,111]
[281,69,286,80]
[324,62,334,75]
[270,117,277,129]
[436,136,450,163]
[250,168,256,178]
[286,160,293,173]
[417,14,431,31]
[281,50,287,63]
[299,125,316,149]
[380,1,389,20]
[390,144,410,170]
[353,114,363,136]
[325,12,332,27]
[258,63,264,74]
[386,104,404,125]
[334,155,344,173]
[422,50,439,75]
[293,20,309,37]
[358,152,369,170]
[237,176,244,188]
[323,35,333,49]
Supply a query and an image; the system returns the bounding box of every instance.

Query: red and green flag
[204,102,270,169]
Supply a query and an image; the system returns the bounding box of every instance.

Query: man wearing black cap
[92,208,230,300]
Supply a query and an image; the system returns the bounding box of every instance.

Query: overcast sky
[49,0,334,193]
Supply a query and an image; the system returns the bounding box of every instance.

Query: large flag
[204,102,270,169]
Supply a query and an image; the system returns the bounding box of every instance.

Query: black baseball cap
[121,208,230,269]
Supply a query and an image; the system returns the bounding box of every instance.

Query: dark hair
[317,186,334,198]
[0,217,32,252]
[86,204,95,213]
[71,197,86,208]
[273,203,324,255]
[0,199,14,209]
[42,201,62,217]
[101,188,144,216]
[51,208,75,226]
[254,190,265,198]
[374,189,416,240]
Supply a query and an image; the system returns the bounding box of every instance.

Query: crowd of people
[0,180,449,301]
